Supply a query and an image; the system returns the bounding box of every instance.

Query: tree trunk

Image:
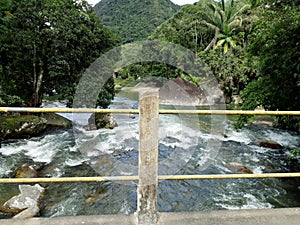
[32,61,43,107]
[204,28,219,52]
[32,64,43,107]
[31,42,43,107]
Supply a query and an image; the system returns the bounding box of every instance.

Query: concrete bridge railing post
[137,89,159,225]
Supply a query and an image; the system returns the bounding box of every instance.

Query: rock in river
[226,162,253,174]
[14,162,46,178]
[249,140,283,149]
[0,184,45,218]
[0,115,47,141]
[86,113,118,130]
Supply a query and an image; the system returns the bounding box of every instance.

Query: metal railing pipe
[1,107,300,115]
[1,173,300,184]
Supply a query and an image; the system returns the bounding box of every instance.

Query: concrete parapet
[1,208,300,225]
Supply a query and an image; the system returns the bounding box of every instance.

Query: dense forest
[0,0,119,109]
[94,0,180,43]
[0,0,299,132]
[118,0,300,131]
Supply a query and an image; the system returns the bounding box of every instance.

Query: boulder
[41,113,72,129]
[86,113,118,130]
[159,77,207,106]
[0,113,71,142]
[0,184,45,218]
[0,115,47,140]
[250,140,283,149]
[252,117,275,127]
[14,162,46,178]
[226,162,253,174]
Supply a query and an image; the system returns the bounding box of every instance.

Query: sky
[86,0,199,6]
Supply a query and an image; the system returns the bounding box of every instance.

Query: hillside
[150,0,214,52]
[94,0,180,43]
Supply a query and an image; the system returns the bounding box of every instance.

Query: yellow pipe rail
[0,107,139,114]
[1,107,300,115]
[0,107,299,184]
[1,173,300,184]
[159,109,300,116]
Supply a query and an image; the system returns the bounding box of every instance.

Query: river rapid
[0,92,299,218]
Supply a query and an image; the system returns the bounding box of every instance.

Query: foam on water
[225,128,252,144]
[0,130,74,164]
[65,158,87,167]
[215,192,274,210]
[262,129,299,148]
[1,94,299,216]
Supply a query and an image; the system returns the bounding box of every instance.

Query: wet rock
[86,113,118,130]
[164,136,181,143]
[0,184,45,218]
[0,113,71,142]
[0,115,47,140]
[84,186,109,205]
[226,162,253,174]
[211,132,228,138]
[252,117,275,127]
[41,113,72,129]
[14,162,46,178]
[250,140,283,149]
[159,77,208,105]
[15,166,38,178]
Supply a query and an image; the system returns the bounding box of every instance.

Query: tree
[94,0,179,44]
[150,0,214,53]
[240,0,300,131]
[131,0,256,102]
[201,0,251,53]
[200,46,257,103]
[0,0,119,107]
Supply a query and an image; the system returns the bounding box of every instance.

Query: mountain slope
[94,0,180,43]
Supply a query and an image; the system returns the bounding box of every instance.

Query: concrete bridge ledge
[1,208,300,225]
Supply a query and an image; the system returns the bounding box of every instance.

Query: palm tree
[202,0,251,53]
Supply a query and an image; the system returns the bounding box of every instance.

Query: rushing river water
[0,92,300,218]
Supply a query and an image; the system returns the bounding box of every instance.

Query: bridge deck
[1,208,300,225]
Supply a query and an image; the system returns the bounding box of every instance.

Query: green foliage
[200,46,257,103]
[150,0,214,52]
[148,0,256,104]
[94,0,180,43]
[289,148,300,163]
[201,0,252,52]
[239,0,300,131]
[0,115,41,130]
[118,62,182,80]
[151,0,252,53]
[0,85,24,107]
[114,77,136,91]
[0,0,119,108]
[96,77,115,109]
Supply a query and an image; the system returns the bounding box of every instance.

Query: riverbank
[0,113,72,143]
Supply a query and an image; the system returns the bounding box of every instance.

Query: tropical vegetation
[0,0,299,133]
[94,0,180,44]
[239,0,300,131]
[0,0,119,108]
[120,0,300,132]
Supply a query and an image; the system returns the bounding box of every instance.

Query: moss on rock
[0,114,47,140]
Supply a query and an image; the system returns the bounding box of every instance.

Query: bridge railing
[0,90,300,224]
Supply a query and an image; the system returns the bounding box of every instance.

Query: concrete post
[137,89,159,225]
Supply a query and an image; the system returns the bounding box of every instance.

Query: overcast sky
[86,0,199,6]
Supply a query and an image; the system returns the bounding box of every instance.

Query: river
[0,91,299,218]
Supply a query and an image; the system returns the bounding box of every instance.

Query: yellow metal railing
[1,107,300,115]
[1,173,300,184]
[1,91,300,224]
